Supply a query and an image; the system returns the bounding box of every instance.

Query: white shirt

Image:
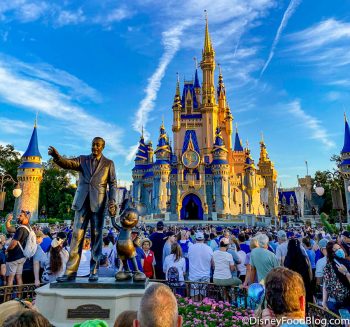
[77,249,91,277]
[188,242,213,280]
[315,256,327,278]
[163,254,186,282]
[213,250,234,280]
[237,250,247,275]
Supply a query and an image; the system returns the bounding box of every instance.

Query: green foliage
[39,217,67,224]
[347,224,350,233]
[320,212,339,234]
[39,159,77,219]
[0,144,21,213]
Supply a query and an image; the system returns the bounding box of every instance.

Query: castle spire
[342,114,350,154]
[233,124,244,151]
[22,123,41,158]
[204,10,213,54]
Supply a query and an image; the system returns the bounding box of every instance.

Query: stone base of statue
[35,278,149,327]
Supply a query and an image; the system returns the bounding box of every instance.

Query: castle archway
[180,193,203,220]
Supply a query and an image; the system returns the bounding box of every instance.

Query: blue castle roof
[135,136,148,161]
[279,191,297,205]
[341,118,350,154]
[181,82,199,109]
[194,69,200,88]
[18,162,43,169]
[22,126,41,158]
[234,132,244,151]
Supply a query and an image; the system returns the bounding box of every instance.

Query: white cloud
[0,55,125,155]
[260,0,301,78]
[0,118,32,134]
[56,8,85,27]
[287,100,335,149]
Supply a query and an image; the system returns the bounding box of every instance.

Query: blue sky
[0,0,349,187]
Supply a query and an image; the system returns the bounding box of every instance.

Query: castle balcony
[180,180,202,191]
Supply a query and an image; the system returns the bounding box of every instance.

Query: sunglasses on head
[14,298,32,309]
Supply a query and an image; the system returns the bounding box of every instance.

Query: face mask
[335,249,346,259]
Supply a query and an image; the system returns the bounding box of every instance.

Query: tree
[39,159,77,219]
[0,144,21,214]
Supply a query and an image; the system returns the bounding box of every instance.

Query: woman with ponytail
[41,236,69,283]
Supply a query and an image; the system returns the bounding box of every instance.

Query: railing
[307,303,342,327]
[153,279,252,308]
[0,283,43,304]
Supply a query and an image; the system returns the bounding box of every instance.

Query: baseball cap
[277,230,286,239]
[156,221,164,228]
[318,238,328,249]
[35,230,44,238]
[216,226,223,232]
[342,231,350,238]
[163,231,175,239]
[42,227,50,235]
[195,231,204,240]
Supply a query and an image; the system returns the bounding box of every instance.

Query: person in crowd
[41,236,69,283]
[268,233,277,253]
[235,241,247,282]
[141,239,155,279]
[98,237,115,277]
[114,310,137,327]
[227,237,241,272]
[163,243,186,283]
[162,231,176,264]
[5,211,31,287]
[40,227,52,253]
[322,241,350,313]
[213,237,241,286]
[243,237,259,287]
[178,230,192,273]
[0,300,35,326]
[188,231,213,284]
[133,282,182,327]
[250,234,279,284]
[210,227,223,251]
[3,309,52,327]
[127,233,144,273]
[284,238,313,305]
[260,267,307,327]
[33,230,46,287]
[340,231,350,260]
[0,234,6,286]
[275,230,288,266]
[77,238,91,277]
[315,238,329,284]
[302,237,316,277]
[238,233,250,254]
[149,221,166,279]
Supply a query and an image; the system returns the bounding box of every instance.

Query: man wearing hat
[33,230,46,287]
[149,221,166,279]
[40,227,52,253]
[188,231,213,288]
[275,230,288,266]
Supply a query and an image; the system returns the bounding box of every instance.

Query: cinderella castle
[132,17,279,220]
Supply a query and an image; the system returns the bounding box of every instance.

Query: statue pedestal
[36,278,148,327]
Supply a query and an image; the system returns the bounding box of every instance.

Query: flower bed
[177,296,254,327]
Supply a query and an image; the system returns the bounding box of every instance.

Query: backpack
[167,266,179,283]
[17,225,37,258]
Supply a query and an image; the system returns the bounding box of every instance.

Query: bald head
[134,283,182,327]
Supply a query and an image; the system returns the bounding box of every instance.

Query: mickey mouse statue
[111,200,146,282]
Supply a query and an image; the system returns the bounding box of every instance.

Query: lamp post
[314,170,347,231]
[0,172,22,211]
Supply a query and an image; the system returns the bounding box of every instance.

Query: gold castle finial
[161,115,164,129]
[345,112,347,122]
[141,125,144,138]
[246,139,249,149]
[34,111,38,128]
[235,123,238,133]
[193,57,198,69]
[204,10,212,53]
[261,131,264,143]
[218,63,222,76]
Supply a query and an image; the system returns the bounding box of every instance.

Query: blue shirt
[306,249,316,269]
[40,237,52,253]
[240,243,251,254]
[127,247,144,272]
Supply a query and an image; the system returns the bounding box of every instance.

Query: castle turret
[194,67,201,106]
[132,131,150,203]
[257,134,278,217]
[200,14,218,156]
[153,123,171,213]
[217,66,226,125]
[339,114,350,223]
[14,122,43,221]
[211,127,230,214]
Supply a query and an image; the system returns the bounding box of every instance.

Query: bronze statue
[111,202,146,282]
[48,137,117,282]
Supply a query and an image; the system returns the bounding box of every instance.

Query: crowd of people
[1,209,350,325]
